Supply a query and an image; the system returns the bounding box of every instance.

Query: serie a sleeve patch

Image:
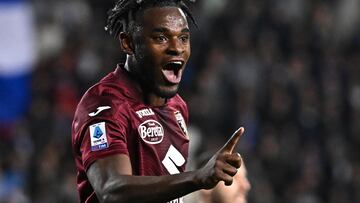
[89,122,109,151]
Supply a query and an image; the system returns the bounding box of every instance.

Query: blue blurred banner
[0,0,35,123]
[0,0,24,3]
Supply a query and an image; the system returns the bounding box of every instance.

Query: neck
[146,93,166,107]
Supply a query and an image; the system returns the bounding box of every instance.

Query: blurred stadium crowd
[0,0,359,202]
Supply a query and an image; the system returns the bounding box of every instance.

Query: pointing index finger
[220,127,245,153]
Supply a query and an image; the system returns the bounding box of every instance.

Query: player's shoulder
[78,79,124,112]
[168,94,188,119]
[73,72,131,126]
[170,94,187,108]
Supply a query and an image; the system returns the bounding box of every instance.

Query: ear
[119,32,134,55]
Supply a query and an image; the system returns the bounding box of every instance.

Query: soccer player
[72,0,245,202]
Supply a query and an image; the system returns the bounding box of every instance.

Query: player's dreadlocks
[106,0,196,38]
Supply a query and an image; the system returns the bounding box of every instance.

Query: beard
[133,49,179,99]
[153,84,179,98]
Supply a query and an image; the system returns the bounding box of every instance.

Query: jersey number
[162,145,185,174]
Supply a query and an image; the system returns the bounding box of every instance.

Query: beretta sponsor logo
[138,120,164,144]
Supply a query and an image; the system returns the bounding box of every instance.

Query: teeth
[170,61,182,65]
[164,61,183,71]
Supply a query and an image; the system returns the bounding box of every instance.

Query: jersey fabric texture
[72,65,189,203]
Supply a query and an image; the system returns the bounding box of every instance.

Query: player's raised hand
[196,127,245,189]
[220,127,244,154]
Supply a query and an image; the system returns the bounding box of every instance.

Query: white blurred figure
[199,163,251,203]
[184,132,251,203]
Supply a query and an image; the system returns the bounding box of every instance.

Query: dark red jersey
[72,65,189,203]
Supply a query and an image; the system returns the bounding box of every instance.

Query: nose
[166,38,184,56]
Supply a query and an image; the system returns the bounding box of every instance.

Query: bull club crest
[174,111,188,139]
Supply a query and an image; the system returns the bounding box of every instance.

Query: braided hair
[105,0,196,38]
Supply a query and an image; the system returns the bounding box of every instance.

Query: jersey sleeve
[77,102,131,171]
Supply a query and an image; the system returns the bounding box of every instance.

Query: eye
[153,35,167,43]
[179,35,190,43]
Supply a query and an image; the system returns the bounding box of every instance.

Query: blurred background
[0,0,359,202]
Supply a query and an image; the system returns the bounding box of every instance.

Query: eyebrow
[152,27,190,33]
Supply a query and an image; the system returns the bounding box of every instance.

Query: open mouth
[162,61,184,84]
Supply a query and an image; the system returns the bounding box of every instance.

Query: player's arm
[87,127,245,203]
[87,154,200,203]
